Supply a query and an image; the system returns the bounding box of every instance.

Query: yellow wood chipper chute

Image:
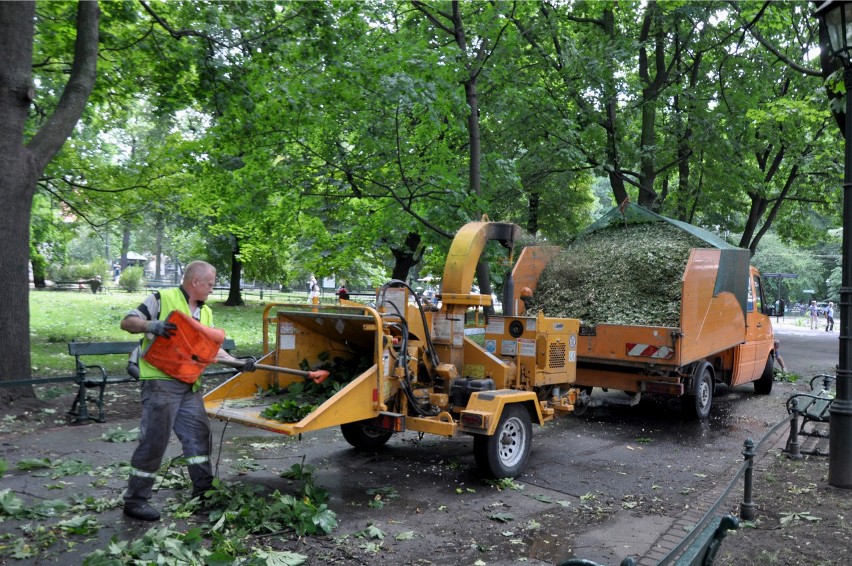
[204,220,582,478]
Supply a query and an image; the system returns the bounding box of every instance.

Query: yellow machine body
[203,220,581,477]
[204,305,580,436]
[204,305,389,435]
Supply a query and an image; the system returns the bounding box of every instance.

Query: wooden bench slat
[69,342,138,356]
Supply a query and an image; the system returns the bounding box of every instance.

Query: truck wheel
[340,421,393,450]
[754,354,774,395]
[682,366,713,420]
[473,404,532,478]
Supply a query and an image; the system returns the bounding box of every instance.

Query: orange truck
[512,207,776,418]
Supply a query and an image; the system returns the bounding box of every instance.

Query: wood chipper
[204,221,581,478]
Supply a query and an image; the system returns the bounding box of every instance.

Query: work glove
[147,320,177,338]
[240,356,258,373]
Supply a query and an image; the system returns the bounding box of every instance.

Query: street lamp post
[814,0,852,489]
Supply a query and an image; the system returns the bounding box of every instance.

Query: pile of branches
[260,352,374,422]
[527,222,707,327]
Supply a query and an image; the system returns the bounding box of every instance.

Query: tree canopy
[0,1,846,388]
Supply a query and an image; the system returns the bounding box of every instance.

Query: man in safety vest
[120,260,250,521]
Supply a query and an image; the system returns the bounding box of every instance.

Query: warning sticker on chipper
[501,340,517,356]
[518,338,536,357]
[279,333,295,350]
[279,322,296,350]
[486,317,505,335]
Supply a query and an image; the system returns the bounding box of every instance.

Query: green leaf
[313,507,338,534]
[526,493,553,503]
[489,512,514,523]
[16,458,53,470]
[100,427,140,443]
[780,511,822,526]
[56,514,100,535]
[0,489,25,517]
[254,549,308,566]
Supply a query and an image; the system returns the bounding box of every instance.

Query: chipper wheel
[340,421,393,450]
[473,404,532,478]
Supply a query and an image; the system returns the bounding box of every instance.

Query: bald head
[183,261,215,284]
[183,261,216,304]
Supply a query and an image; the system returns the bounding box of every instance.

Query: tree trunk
[225,236,244,306]
[120,221,131,270]
[155,214,164,279]
[600,7,629,207]
[638,91,658,209]
[31,252,47,288]
[0,3,36,400]
[0,156,38,402]
[527,192,540,236]
[390,232,422,282]
[636,2,665,211]
[465,77,481,197]
[413,1,496,308]
[0,1,99,397]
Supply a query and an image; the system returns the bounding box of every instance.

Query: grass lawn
[28,288,320,377]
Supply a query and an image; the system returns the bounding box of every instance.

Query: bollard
[740,438,756,521]
[787,398,803,460]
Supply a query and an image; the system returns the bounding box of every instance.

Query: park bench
[785,373,835,458]
[1,339,237,424]
[67,338,237,423]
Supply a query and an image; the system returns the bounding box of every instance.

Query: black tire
[340,421,393,450]
[473,404,533,478]
[682,365,713,420]
[754,354,774,395]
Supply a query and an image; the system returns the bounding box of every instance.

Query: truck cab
[728,267,774,389]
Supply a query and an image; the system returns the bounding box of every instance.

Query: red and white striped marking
[626,343,674,359]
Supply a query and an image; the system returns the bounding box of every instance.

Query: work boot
[123,501,160,521]
[191,488,211,499]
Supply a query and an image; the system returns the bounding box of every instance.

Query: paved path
[0,318,839,565]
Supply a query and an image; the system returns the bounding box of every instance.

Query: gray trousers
[124,379,214,505]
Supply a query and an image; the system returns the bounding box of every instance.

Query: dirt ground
[715,447,851,565]
[1,377,850,566]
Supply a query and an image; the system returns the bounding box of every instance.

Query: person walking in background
[809,300,819,329]
[337,282,350,300]
[307,274,318,299]
[826,301,835,332]
[308,274,320,302]
[773,340,787,374]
